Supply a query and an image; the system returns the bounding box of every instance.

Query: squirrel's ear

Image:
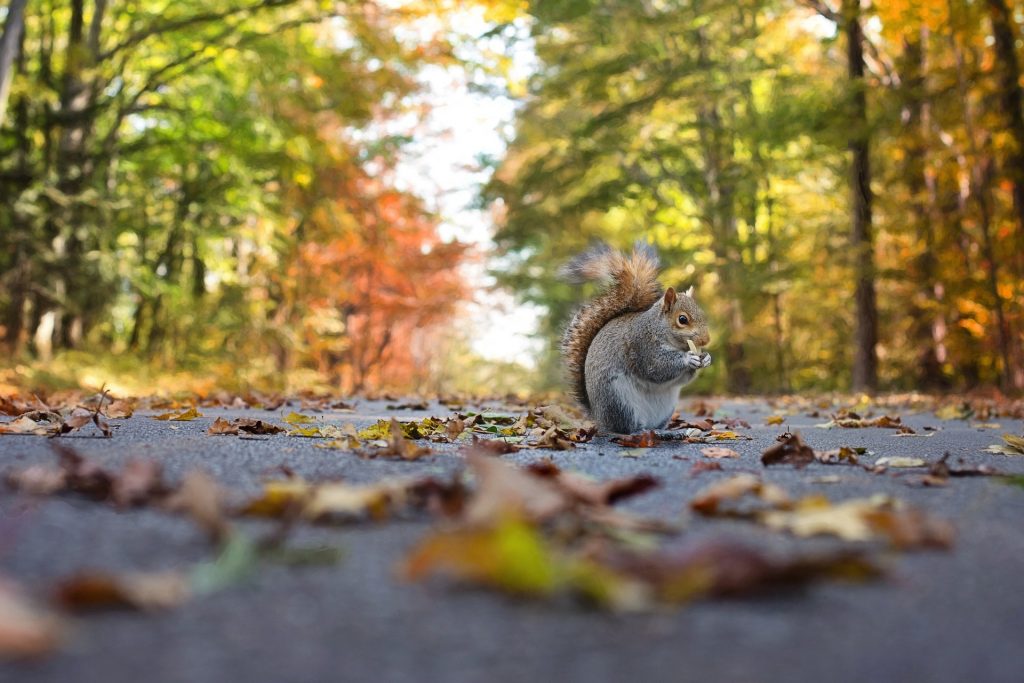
[661,287,677,314]
[684,285,694,298]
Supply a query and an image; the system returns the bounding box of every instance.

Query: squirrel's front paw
[684,352,703,370]
[700,351,712,368]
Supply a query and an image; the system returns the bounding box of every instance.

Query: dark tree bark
[947,2,1017,392]
[844,0,878,393]
[900,31,946,389]
[695,25,751,394]
[986,0,1024,263]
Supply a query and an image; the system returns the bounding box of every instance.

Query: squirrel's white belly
[611,375,679,430]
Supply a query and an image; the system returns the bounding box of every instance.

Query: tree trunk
[0,0,27,127]
[986,0,1024,264]
[695,26,750,394]
[844,0,878,393]
[900,31,946,389]
[948,4,1017,392]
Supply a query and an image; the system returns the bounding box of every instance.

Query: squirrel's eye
[677,314,689,325]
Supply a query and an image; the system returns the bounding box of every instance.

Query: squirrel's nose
[699,332,711,347]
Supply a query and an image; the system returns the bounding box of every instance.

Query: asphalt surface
[2,398,1024,683]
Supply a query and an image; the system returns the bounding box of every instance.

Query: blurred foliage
[2,0,1023,397]
[0,0,491,394]
[487,0,1024,395]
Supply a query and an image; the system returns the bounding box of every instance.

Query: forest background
[1,0,1022,398]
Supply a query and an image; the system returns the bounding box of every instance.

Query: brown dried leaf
[761,495,954,549]
[0,415,56,436]
[103,400,135,419]
[691,474,792,516]
[525,461,658,506]
[55,571,190,612]
[164,470,230,543]
[531,426,575,450]
[239,475,449,523]
[110,458,167,508]
[599,540,881,603]
[445,417,466,442]
[466,435,519,455]
[207,417,239,435]
[464,453,568,526]
[761,432,815,468]
[689,461,723,477]
[611,431,658,448]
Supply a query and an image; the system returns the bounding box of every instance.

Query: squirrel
[560,241,712,434]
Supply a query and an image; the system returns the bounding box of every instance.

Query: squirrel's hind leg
[590,387,641,434]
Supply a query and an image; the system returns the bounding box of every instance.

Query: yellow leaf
[152,407,202,421]
[402,517,560,596]
[283,412,316,425]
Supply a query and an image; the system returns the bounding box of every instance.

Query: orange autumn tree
[278,161,468,393]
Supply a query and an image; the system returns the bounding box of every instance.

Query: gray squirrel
[560,242,712,433]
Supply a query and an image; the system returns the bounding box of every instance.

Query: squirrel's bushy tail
[560,241,663,409]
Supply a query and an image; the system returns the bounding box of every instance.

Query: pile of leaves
[690,474,954,549]
[400,450,883,610]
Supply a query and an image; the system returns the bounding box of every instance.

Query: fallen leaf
[103,400,135,419]
[691,474,791,516]
[525,461,658,506]
[359,419,433,460]
[611,431,657,448]
[910,452,1002,487]
[0,578,64,659]
[984,433,1024,456]
[110,458,167,507]
[445,417,466,441]
[819,413,908,430]
[386,401,430,410]
[935,404,971,420]
[4,465,67,495]
[0,415,57,435]
[761,494,954,549]
[189,534,259,595]
[598,540,881,604]
[689,461,723,477]
[761,432,815,468]
[152,407,202,421]
[765,415,785,425]
[55,571,190,612]
[873,457,927,468]
[465,435,519,455]
[282,411,316,425]
[207,417,239,435]
[164,470,230,543]
[701,447,739,459]
[403,517,561,597]
[463,453,568,526]
[239,474,460,523]
[813,446,862,465]
[708,430,745,441]
[531,426,576,450]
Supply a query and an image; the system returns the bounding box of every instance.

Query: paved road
[2,398,1023,683]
